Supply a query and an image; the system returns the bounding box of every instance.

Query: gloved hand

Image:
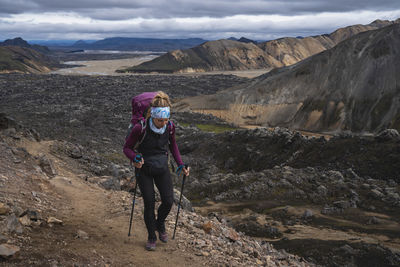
[133,154,144,168]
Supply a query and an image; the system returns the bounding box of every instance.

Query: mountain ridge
[125,18,400,73]
[0,46,57,74]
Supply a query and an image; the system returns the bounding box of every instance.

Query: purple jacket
[123,120,184,166]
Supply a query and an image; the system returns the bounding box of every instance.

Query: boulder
[0,203,10,215]
[0,114,18,131]
[0,244,20,259]
[38,154,57,178]
[375,129,400,141]
[47,217,63,225]
[173,188,193,211]
[76,230,89,240]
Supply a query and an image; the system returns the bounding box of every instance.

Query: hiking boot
[145,239,156,251]
[156,222,168,243]
[158,231,168,243]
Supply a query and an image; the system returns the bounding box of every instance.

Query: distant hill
[125,19,399,73]
[71,37,207,52]
[175,23,400,133]
[73,40,89,46]
[0,37,50,54]
[237,37,257,44]
[0,46,57,73]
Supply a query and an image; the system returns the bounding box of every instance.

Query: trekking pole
[172,164,189,240]
[128,154,142,237]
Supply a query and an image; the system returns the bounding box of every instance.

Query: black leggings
[137,167,174,240]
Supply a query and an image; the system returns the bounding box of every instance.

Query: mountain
[0,46,57,73]
[237,37,257,44]
[71,37,207,51]
[120,39,283,73]
[125,19,399,73]
[0,37,50,54]
[175,23,400,133]
[73,40,89,46]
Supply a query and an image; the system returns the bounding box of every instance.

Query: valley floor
[50,56,270,78]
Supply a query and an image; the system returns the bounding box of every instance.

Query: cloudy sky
[1,0,400,41]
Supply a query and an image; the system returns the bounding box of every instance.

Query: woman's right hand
[133,157,144,168]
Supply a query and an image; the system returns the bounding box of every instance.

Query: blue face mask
[149,118,167,134]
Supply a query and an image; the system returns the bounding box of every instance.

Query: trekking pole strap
[176,164,185,176]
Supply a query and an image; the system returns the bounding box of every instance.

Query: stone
[0,234,6,243]
[76,230,89,240]
[202,251,210,257]
[173,188,193,211]
[0,244,20,259]
[19,215,31,226]
[38,154,57,178]
[0,203,10,215]
[333,200,351,209]
[387,192,400,201]
[98,176,120,191]
[375,129,400,141]
[302,209,313,219]
[367,217,380,225]
[47,217,63,225]
[20,210,41,221]
[223,228,240,242]
[5,214,23,234]
[370,189,384,199]
[361,183,370,189]
[339,244,356,255]
[202,221,215,234]
[316,185,327,196]
[70,145,83,159]
[29,128,41,142]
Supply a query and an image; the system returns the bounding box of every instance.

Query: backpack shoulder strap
[168,120,174,135]
[134,119,147,149]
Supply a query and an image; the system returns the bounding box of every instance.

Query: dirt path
[21,140,204,266]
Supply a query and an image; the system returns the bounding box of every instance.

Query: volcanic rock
[0,244,20,259]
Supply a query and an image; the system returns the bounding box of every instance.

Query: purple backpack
[131,92,158,125]
[126,92,173,143]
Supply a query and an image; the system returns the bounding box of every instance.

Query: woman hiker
[123,91,190,251]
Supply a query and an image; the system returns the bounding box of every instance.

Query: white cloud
[1,3,400,40]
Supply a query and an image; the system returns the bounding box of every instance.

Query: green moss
[270,187,289,198]
[198,124,237,133]
[179,122,236,133]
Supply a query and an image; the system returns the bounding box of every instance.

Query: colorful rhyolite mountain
[176,23,400,133]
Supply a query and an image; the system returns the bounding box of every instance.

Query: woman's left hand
[183,166,190,176]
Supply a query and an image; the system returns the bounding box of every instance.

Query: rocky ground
[0,115,310,266]
[176,126,400,266]
[1,73,400,266]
